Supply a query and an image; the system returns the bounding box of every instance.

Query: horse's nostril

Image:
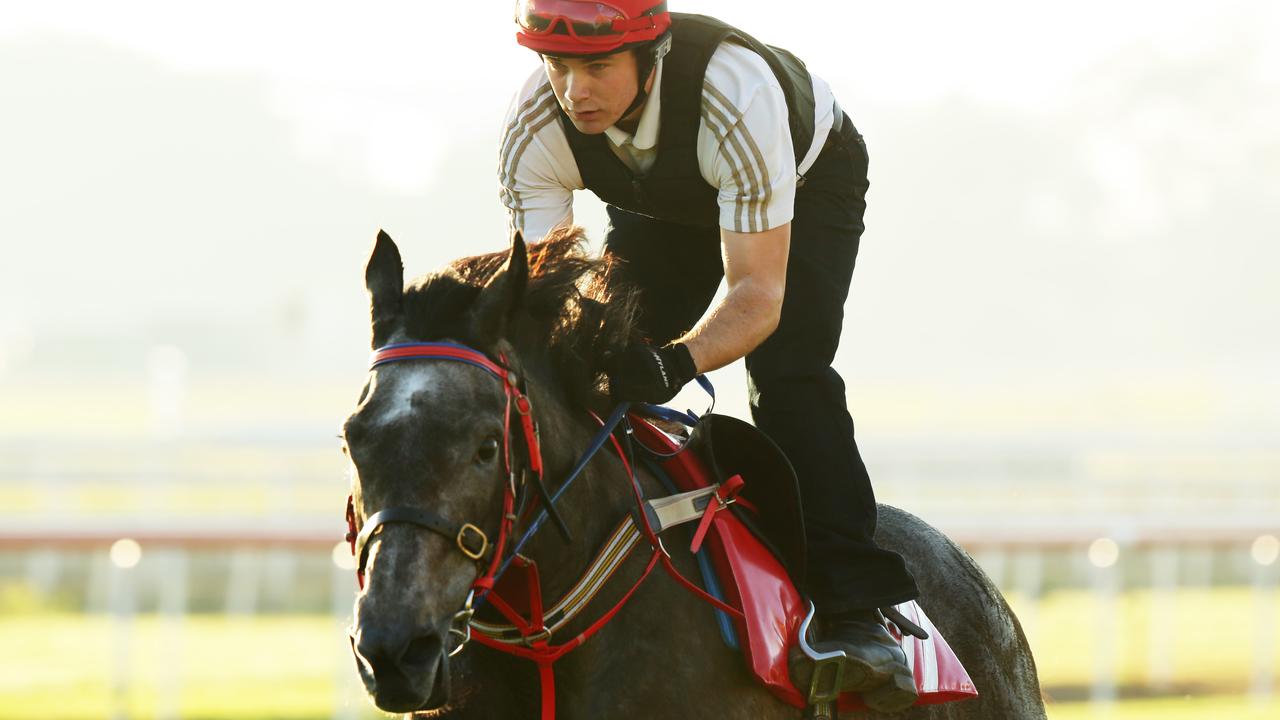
[355,630,395,676]
[402,632,443,671]
[354,624,442,679]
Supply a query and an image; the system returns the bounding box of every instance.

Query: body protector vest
[560,13,817,228]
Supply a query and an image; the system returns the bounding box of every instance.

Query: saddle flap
[686,414,807,591]
[628,415,978,711]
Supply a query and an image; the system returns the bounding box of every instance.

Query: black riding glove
[605,342,698,404]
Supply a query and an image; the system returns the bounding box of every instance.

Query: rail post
[1251,535,1278,704]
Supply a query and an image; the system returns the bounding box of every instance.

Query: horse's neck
[518,400,640,599]
[486,393,790,717]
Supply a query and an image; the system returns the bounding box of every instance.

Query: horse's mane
[401,227,640,408]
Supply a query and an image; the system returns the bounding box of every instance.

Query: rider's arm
[498,70,582,240]
[678,223,791,373]
[678,49,798,374]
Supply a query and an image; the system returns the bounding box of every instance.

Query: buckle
[456,523,489,560]
[514,394,533,415]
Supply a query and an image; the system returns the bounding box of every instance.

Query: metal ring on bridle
[447,590,476,657]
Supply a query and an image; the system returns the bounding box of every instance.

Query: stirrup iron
[797,601,847,704]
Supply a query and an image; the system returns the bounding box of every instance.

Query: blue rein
[497,401,632,579]
[502,375,715,564]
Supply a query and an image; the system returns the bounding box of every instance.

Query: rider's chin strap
[619,32,672,121]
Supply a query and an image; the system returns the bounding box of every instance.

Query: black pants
[603,117,919,613]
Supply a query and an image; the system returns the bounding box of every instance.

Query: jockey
[499,1,920,710]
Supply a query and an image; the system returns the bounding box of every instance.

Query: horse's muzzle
[350,622,451,712]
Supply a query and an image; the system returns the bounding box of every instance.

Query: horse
[341,227,1047,719]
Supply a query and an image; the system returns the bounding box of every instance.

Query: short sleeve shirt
[498,41,836,242]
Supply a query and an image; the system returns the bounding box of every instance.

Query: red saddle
[630,414,978,711]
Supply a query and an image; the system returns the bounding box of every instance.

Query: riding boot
[815,609,917,713]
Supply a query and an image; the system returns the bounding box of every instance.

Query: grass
[1048,694,1280,719]
[0,586,1276,719]
[0,614,378,720]
[1006,587,1277,692]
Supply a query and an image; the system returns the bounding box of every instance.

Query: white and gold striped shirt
[498,41,836,241]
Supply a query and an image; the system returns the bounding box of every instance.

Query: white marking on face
[364,363,451,432]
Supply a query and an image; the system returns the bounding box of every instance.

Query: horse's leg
[874,505,1048,720]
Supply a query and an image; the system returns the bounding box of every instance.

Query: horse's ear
[470,231,529,347]
[365,229,404,348]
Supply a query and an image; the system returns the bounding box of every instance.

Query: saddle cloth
[630,414,978,711]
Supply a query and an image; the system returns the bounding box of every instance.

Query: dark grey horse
[343,228,1046,719]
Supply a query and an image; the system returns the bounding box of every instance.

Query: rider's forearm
[675,222,790,375]
[676,277,784,374]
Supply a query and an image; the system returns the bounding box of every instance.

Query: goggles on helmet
[516,0,667,51]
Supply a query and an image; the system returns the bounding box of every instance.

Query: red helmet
[515,0,672,56]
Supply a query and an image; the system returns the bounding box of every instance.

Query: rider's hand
[604,342,698,404]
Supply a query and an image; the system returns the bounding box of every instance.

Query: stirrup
[796,601,847,704]
[804,699,837,720]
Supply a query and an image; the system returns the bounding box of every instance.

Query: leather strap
[689,474,743,553]
[370,341,507,379]
[883,605,930,640]
[355,507,490,572]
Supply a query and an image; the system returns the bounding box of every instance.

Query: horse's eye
[476,438,501,465]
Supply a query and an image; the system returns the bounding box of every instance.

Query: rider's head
[515,0,672,134]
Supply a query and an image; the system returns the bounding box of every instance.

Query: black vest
[561,13,817,228]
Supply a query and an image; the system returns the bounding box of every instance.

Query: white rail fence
[3,523,1277,719]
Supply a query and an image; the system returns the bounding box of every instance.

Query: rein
[344,340,744,719]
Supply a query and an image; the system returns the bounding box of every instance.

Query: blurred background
[1,1,1277,718]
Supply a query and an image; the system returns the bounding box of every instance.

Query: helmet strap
[619,32,672,125]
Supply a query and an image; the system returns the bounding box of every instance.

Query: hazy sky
[2,1,1278,431]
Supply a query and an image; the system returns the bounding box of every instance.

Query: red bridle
[343,340,743,718]
[344,342,539,602]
